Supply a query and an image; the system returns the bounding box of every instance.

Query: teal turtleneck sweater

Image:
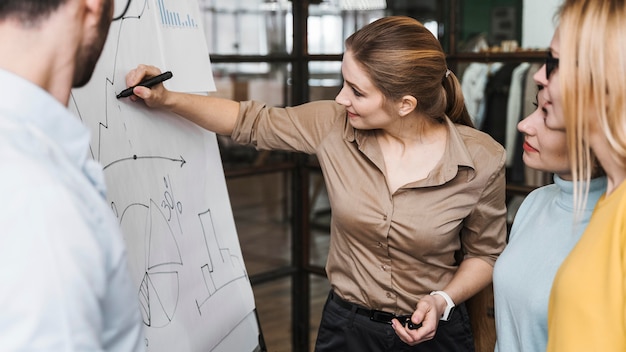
[492,175,607,352]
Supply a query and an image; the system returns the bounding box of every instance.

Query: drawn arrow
[103,155,186,170]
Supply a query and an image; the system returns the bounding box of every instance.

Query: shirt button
[380,265,386,271]
[383,214,387,220]
[377,242,383,248]
[386,292,393,298]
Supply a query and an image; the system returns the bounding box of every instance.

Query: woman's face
[335,50,396,130]
[518,85,571,179]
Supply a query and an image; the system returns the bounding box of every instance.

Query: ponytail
[442,70,474,128]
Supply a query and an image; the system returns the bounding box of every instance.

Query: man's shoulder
[0,139,54,183]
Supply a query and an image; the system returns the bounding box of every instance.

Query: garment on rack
[482,63,519,148]
[462,63,489,129]
[461,62,551,187]
[505,62,531,167]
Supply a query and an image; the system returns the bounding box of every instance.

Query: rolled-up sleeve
[231,100,346,154]
[461,150,507,266]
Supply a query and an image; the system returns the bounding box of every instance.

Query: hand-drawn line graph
[69,0,258,351]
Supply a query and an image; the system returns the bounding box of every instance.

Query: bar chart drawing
[157,0,199,28]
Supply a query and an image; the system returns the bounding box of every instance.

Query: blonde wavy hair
[559,0,626,211]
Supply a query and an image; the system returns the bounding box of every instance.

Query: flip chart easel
[70,0,264,350]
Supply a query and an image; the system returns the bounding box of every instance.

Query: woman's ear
[398,95,417,117]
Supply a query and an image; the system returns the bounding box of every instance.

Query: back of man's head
[0,0,68,25]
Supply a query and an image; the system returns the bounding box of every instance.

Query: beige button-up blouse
[232,100,507,314]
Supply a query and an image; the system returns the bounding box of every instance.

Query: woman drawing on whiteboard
[123,16,507,351]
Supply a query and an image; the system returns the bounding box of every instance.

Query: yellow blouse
[547,181,626,351]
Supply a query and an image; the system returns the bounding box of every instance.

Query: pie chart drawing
[120,199,182,328]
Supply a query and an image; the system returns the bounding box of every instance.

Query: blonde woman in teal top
[492,83,606,352]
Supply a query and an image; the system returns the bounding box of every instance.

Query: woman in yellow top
[542,0,626,350]
[123,16,507,351]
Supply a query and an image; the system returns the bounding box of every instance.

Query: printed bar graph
[157,0,198,28]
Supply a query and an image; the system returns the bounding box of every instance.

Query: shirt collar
[0,69,91,169]
[438,117,476,183]
[343,115,477,187]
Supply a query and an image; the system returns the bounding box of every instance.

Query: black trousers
[314,291,475,352]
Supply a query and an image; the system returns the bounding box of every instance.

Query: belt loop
[348,295,357,328]
[332,290,358,328]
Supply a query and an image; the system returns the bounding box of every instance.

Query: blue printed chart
[154,0,215,93]
[157,0,199,28]
[122,0,215,93]
[69,0,257,351]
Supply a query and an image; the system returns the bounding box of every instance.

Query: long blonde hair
[559,0,626,211]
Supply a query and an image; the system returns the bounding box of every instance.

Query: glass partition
[308,1,385,55]
[200,0,293,55]
[208,62,293,170]
[308,61,341,101]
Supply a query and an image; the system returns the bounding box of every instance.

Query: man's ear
[84,0,99,16]
[398,95,417,117]
[83,0,108,25]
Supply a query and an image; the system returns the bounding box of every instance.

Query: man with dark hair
[0,1,144,350]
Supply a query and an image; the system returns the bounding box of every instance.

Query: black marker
[398,315,422,330]
[116,71,173,99]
